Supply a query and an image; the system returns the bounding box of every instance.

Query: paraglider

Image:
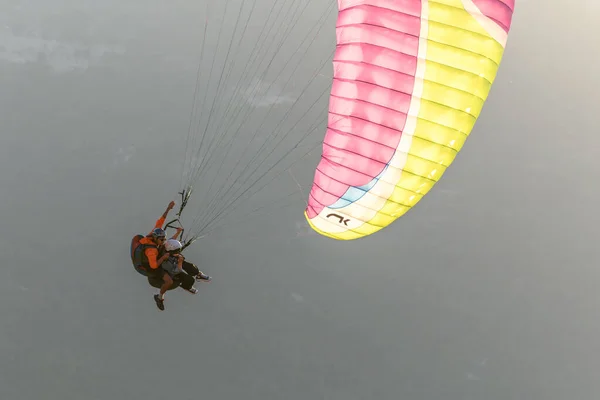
[131,0,518,288]
[304,0,516,240]
[130,200,210,311]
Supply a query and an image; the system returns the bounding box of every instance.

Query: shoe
[196,272,211,282]
[184,287,198,294]
[154,294,165,310]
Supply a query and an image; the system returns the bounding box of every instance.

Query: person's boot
[196,272,211,282]
[154,294,165,310]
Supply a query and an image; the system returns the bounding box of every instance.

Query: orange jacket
[138,215,166,270]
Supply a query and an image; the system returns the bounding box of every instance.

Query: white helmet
[164,239,183,252]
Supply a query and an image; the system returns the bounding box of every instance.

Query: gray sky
[1,1,599,399]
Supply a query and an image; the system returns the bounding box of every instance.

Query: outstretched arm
[154,201,176,230]
[170,227,183,240]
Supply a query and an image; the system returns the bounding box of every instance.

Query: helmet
[151,228,166,240]
[164,239,183,252]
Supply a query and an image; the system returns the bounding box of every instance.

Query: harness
[130,235,158,277]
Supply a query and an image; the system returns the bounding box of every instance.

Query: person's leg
[148,271,180,310]
[178,273,198,294]
[181,260,199,275]
[159,273,173,298]
[182,260,211,282]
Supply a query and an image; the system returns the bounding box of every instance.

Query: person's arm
[176,255,184,273]
[170,227,183,240]
[154,201,176,230]
[157,253,171,266]
[145,248,171,270]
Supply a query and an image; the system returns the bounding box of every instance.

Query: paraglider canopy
[304,0,516,240]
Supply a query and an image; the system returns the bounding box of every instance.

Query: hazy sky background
[1,1,599,399]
